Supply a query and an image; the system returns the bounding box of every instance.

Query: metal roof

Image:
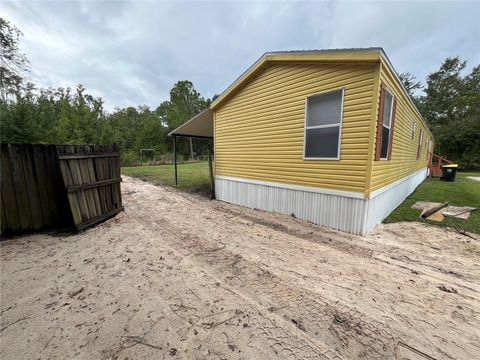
[264,47,384,56]
[168,109,213,138]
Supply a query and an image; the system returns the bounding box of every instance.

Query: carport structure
[168,109,214,188]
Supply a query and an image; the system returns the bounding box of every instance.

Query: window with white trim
[380,90,394,159]
[411,122,416,141]
[304,89,343,159]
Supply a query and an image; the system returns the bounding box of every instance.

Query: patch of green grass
[122,162,210,190]
[384,172,480,234]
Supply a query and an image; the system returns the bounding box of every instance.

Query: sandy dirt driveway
[1,176,479,359]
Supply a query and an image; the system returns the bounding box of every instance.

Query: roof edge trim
[210,48,383,110]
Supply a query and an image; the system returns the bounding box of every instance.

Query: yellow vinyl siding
[214,62,377,193]
[369,60,433,193]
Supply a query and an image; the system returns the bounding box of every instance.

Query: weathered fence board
[1,144,72,235]
[1,144,123,236]
[1,148,20,229]
[56,144,123,231]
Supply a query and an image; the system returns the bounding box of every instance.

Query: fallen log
[421,202,449,219]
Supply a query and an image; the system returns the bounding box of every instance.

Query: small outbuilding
[170,48,433,235]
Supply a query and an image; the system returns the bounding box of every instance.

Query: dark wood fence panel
[1,144,123,236]
[56,144,123,231]
[1,144,72,235]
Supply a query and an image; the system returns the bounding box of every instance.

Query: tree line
[1,17,479,168]
[0,18,213,165]
[400,58,479,168]
[0,80,213,166]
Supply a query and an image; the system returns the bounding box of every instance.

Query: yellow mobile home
[170,48,433,235]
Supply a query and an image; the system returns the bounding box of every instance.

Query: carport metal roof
[168,109,213,139]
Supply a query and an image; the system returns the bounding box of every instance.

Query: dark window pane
[305,126,340,158]
[381,126,390,159]
[307,90,343,127]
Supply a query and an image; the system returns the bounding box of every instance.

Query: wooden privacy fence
[57,145,123,230]
[1,144,123,236]
[1,144,71,234]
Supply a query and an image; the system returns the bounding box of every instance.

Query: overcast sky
[1,1,479,111]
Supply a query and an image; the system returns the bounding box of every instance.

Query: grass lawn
[384,172,480,234]
[122,162,210,189]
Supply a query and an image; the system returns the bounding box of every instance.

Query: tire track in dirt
[126,194,399,359]
[125,206,338,360]
[213,204,480,304]
[121,177,479,359]
[213,205,375,258]
[214,205,480,299]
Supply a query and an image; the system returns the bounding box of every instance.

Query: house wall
[368,61,433,195]
[213,56,433,234]
[214,62,378,194]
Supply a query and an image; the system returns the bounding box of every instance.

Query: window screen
[304,89,343,159]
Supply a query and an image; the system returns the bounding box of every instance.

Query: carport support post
[173,135,178,186]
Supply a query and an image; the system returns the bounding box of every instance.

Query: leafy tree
[399,72,423,109]
[103,105,169,165]
[0,17,30,100]
[0,84,105,144]
[156,80,211,159]
[419,58,479,168]
[399,72,422,97]
[0,84,38,143]
[421,57,467,128]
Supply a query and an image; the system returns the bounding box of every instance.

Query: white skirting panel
[364,168,428,232]
[215,168,427,236]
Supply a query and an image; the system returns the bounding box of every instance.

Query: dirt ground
[1,176,479,360]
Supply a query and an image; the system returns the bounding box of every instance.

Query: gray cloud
[1,1,479,111]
